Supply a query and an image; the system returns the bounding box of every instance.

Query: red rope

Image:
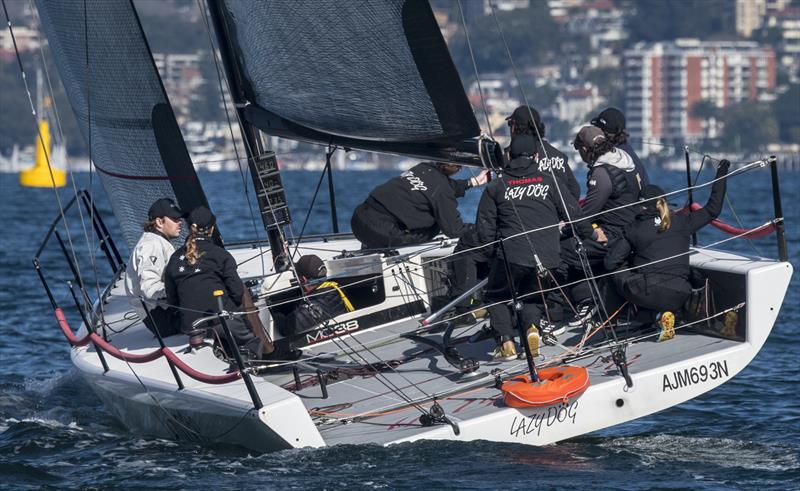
[54,308,242,385]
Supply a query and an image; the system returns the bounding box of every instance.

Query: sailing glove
[716,159,730,176]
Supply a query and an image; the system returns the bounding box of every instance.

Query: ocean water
[0,164,798,490]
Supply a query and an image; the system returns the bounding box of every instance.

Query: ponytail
[185,224,208,265]
[656,198,671,232]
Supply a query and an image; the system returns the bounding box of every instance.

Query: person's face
[156,215,182,239]
[439,163,462,176]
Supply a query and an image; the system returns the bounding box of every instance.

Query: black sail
[35,0,210,248]
[211,0,483,164]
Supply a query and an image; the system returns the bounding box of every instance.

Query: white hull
[68,239,792,452]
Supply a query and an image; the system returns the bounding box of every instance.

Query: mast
[206,0,287,264]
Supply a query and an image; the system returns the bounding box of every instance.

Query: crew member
[350,161,487,249]
[559,125,643,325]
[476,135,595,360]
[272,254,354,337]
[124,197,184,336]
[506,105,581,201]
[164,206,266,357]
[590,107,650,186]
[604,160,730,341]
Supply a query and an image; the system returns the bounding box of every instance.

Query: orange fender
[501,366,590,408]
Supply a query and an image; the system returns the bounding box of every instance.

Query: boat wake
[601,433,798,472]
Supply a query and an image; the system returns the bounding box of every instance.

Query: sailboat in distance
[25,0,793,452]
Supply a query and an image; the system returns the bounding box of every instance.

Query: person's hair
[581,139,615,164]
[185,224,211,265]
[606,130,629,145]
[656,198,671,232]
[143,218,158,233]
[511,120,546,139]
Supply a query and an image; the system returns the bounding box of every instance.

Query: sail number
[662,360,729,392]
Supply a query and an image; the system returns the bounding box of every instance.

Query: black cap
[574,126,606,149]
[188,205,216,229]
[639,184,665,201]
[591,107,626,134]
[509,134,538,158]
[506,105,542,128]
[148,198,184,220]
[295,255,326,279]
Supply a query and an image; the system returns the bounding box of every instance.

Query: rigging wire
[29,0,108,330]
[196,0,266,277]
[487,0,612,327]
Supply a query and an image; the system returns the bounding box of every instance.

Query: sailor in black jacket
[164,206,264,356]
[477,135,595,359]
[272,255,353,338]
[506,105,581,201]
[604,160,730,324]
[351,161,486,249]
[591,107,650,187]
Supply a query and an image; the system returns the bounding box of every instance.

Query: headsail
[210,0,483,164]
[35,0,210,248]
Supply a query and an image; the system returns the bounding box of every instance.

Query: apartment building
[624,39,776,152]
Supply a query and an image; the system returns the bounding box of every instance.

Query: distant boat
[28,0,792,453]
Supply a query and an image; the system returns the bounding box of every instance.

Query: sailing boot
[656,311,676,342]
[526,325,541,357]
[489,337,518,361]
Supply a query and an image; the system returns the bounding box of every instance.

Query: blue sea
[1,164,798,490]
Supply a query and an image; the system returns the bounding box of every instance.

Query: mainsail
[210,0,483,164]
[35,0,210,249]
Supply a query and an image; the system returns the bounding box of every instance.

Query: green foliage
[449,3,582,75]
[625,0,737,42]
[773,84,800,143]
[690,99,719,120]
[719,102,778,152]
[0,54,85,156]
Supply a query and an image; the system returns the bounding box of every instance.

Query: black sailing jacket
[476,156,592,269]
[581,148,642,238]
[369,162,471,239]
[537,140,581,202]
[604,166,728,279]
[165,236,244,333]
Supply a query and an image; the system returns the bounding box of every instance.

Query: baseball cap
[295,255,326,279]
[148,198,184,220]
[591,107,626,134]
[188,205,216,229]
[573,126,606,149]
[506,105,543,128]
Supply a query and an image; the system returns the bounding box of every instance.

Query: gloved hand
[716,159,730,176]
[469,170,489,187]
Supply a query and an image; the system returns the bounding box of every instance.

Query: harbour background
[0,164,798,490]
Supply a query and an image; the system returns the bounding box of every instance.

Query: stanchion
[214,290,263,410]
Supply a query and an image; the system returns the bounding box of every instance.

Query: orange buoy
[501,366,590,408]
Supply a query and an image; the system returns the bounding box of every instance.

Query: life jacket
[318,281,355,312]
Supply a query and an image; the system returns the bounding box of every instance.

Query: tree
[773,84,800,143]
[624,0,737,43]
[719,102,779,153]
[690,99,719,120]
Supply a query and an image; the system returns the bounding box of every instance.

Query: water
[1,165,798,490]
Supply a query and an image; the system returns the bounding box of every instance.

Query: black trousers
[350,200,434,249]
[484,258,549,339]
[143,306,181,337]
[608,270,692,316]
[449,228,492,313]
[559,235,619,306]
